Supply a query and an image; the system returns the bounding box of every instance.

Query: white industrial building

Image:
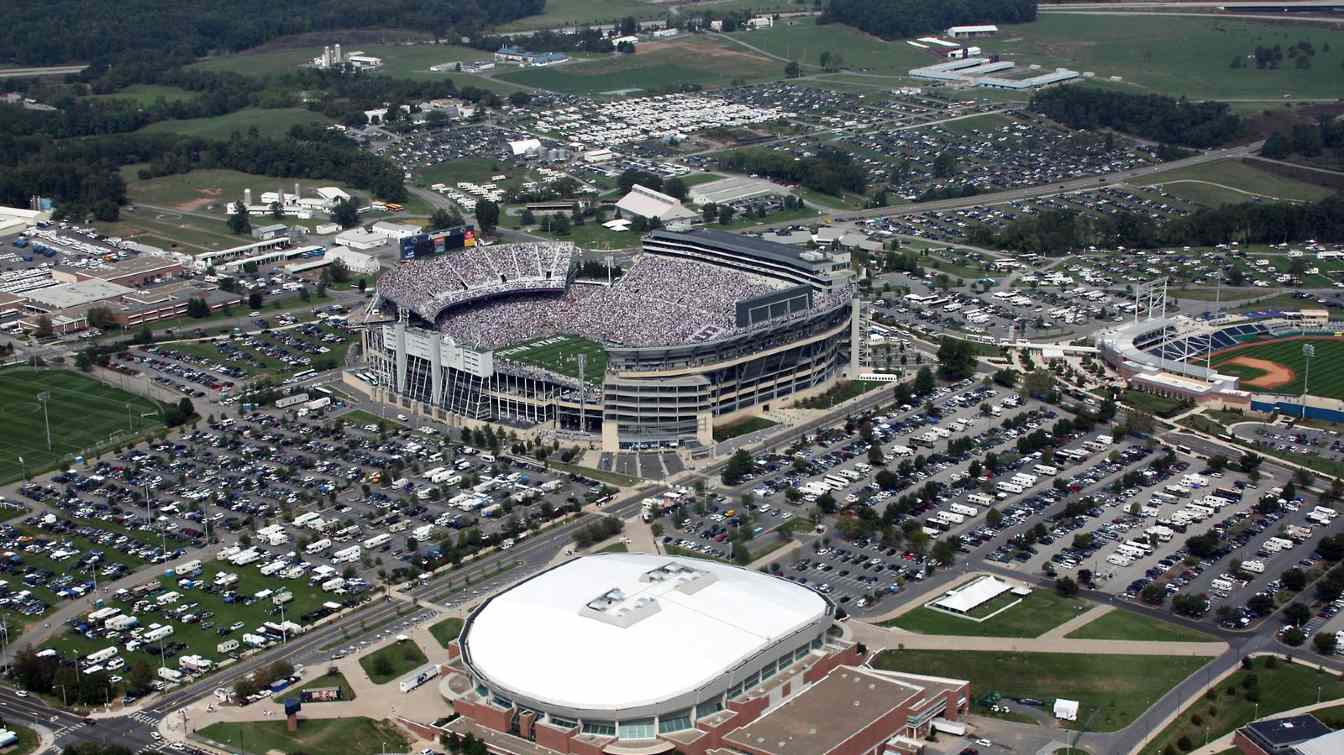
[459,554,831,723]
[688,176,789,206]
[333,228,388,251]
[947,25,998,38]
[324,247,381,275]
[371,221,422,241]
[615,184,699,225]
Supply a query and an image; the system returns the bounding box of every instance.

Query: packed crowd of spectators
[377,242,575,321]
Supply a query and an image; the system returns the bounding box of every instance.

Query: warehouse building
[615,184,699,225]
[687,176,789,207]
[55,256,183,288]
[947,24,998,38]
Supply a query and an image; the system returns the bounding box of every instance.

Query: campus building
[440,554,971,755]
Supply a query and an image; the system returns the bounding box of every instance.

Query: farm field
[0,368,164,484]
[190,43,491,79]
[1211,337,1344,398]
[998,14,1344,99]
[882,587,1091,638]
[201,717,407,755]
[872,648,1210,731]
[1137,159,1336,204]
[728,20,930,74]
[496,38,778,94]
[137,107,333,140]
[123,167,363,216]
[499,336,609,386]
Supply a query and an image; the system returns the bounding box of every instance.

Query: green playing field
[1211,337,1344,400]
[497,336,608,386]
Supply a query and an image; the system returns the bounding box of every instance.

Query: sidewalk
[1040,604,1112,640]
[848,621,1228,656]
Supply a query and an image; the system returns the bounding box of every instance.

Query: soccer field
[0,368,164,482]
[498,336,608,386]
[1211,338,1344,400]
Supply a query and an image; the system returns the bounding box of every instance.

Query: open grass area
[596,542,629,553]
[428,617,464,650]
[279,670,357,703]
[96,213,241,253]
[201,716,407,755]
[497,335,608,386]
[1139,656,1344,755]
[191,43,491,78]
[496,37,778,94]
[137,108,332,140]
[713,416,779,442]
[728,19,929,74]
[88,84,199,105]
[999,14,1344,99]
[1064,609,1217,642]
[0,368,165,484]
[1122,389,1188,419]
[882,587,1090,638]
[1211,337,1344,400]
[549,462,639,488]
[524,218,642,251]
[1137,159,1336,204]
[874,648,1210,732]
[124,167,362,218]
[416,158,538,194]
[357,638,428,684]
[1171,287,1268,302]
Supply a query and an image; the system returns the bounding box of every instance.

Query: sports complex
[363,229,859,451]
[439,554,971,755]
[1097,284,1344,420]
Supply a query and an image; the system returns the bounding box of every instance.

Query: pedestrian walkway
[1040,604,1113,640]
[848,621,1227,656]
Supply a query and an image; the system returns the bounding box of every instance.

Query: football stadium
[439,554,971,755]
[363,229,859,450]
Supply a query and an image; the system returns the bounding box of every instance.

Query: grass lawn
[874,649,1209,732]
[799,186,868,211]
[1122,389,1188,419]
[1000,14,1344,99]
[137,108,333,141]
[496,38,778,94]
[416,158,537,193]
[1211,337,1344,400]
[548,462,639,488]
[0,368,165,484]
[713,416,779,442]
[88,84,198,105]
[279,670,357,703]
[1139,656,1344,755]
[124,167,363,217]
[499,0,667,31]
[96,213,240,253]
[497,336,608,386]
[1064,609,1216,642]
[358,639,429,684]
[883,588,1090,638]
[794,380,884,410]
[201,717,407,755]
[428,617,464,650]
[341,409,395,431]
[1137,159,1335,204]
[3,724,38,755]
[596,542,629,553]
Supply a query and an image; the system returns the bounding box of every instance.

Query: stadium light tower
[1302,343,1314,418]
[36,392,51,451]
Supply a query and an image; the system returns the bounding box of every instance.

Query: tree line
[966,193,1344,254]
[718,146,866,197]
[820,0,1037,40]
[1029,86,1244,149]
[1,0,544,66]
[1262,114,1344,162]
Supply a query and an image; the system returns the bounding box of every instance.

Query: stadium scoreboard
[401,225,477,261]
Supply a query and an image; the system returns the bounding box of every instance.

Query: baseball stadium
[1097,301,1344,419]
[362,229,858,450]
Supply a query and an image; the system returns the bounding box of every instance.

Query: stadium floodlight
[1302,343,1315,418]
[35,392,51,451]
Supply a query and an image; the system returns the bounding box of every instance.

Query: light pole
[36,392,51,451]
[55,683,67,707]
[16,455,24,481]
[1302,343,1314,419]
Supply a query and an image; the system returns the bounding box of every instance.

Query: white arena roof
[462,554,829,713]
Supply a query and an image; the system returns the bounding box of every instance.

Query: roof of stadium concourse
[463,554,828,711]
[647,228,826,268]
[721,667,923,755]
[931,575,1014,613]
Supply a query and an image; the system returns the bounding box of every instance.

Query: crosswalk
[130,712,161,726]
[51,720,87,738]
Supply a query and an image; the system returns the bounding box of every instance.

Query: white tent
[1054,698,1079,721]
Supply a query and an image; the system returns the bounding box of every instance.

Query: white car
[975,738,992,747]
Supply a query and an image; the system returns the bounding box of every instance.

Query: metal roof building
[614,184,698,224]
[687,176,788,206]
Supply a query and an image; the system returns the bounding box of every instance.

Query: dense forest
[2,0,544,65]
[821,0,1037,40]
[1262,115,1344,163]
[718,146,867,197]
[965,193,1344,254]
[1029,86,1244,149]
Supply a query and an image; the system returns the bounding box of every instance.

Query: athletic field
[498,336,608,386]
[0,368,164,482]
[1210,337,1344,399]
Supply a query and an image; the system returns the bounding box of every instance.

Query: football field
[498,336,608,386]
[0,368,164,482]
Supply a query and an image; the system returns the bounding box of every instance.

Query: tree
[1140,583,1167,605]
[429,207,464,230]
[722,449,753,486]
[475,199,500,233]
[1055,576,1078,596]
[663,177,687,200]
[930,538,955,565]
[331,198,360,228]
[248,291,264,310]
[1282,567,1307,592]
[186,297,211,318]
[717,204,736,225]
[33,315,53,339]
[913,366,935,396]
[701,203,718,224]
[1283,601,1312,626]
[228,200,252,235]
[784,60,801,78]
[127,659,155,692]
[1314,631,1338,656]
[520,208,536,225]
